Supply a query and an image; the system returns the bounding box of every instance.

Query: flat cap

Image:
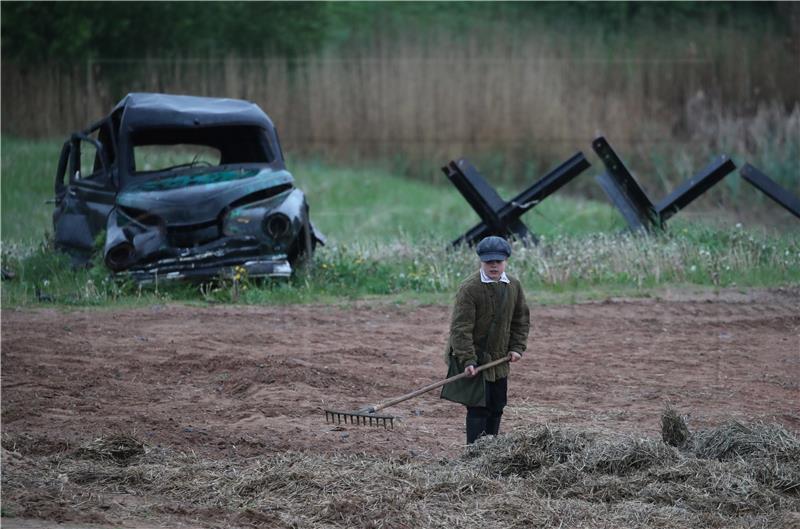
[476,236,511,262]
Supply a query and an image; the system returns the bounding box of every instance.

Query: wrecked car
[53,92,324,282]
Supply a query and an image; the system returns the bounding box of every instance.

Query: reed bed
[3,27,798,192]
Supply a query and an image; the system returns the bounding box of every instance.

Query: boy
[441,236,530,444]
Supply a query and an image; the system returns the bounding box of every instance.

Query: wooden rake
[324,355,511,429]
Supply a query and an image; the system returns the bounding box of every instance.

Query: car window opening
[131,125,273,174]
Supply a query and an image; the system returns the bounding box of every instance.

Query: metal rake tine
[324,409,395,428]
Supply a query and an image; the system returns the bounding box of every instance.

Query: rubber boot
[485,415,502,437]
[466,417,487,444]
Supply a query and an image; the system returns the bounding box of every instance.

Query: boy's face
[481,259,507,280]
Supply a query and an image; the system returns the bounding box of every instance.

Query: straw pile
[74,434,146,465]
[3,414,799,528]
[463,419,799,518]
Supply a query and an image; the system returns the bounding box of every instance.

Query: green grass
[0,137,625,246]
[1,137,798,307]
[1,137,63,244]
[281,157,628,243]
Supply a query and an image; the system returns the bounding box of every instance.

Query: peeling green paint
[124,168,292,193]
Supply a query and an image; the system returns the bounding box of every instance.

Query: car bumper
[124,251,293,284]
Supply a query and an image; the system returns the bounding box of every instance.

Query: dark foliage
[2,1,792,65]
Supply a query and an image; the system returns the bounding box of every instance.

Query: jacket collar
[480,268,510,284]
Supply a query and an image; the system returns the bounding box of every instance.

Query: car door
[53,122,118,263]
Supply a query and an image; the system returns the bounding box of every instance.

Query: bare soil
[2,287,799,527]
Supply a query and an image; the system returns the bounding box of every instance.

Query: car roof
[113,92,274,131]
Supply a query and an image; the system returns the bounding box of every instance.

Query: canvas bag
[440,284,507,407]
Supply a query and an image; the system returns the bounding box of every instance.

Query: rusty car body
[53,92,323,282]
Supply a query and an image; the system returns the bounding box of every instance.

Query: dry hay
[464,420,799,518]
[660,405,690,448]
[691,420,800,463]
[2,414,799,529]
[73,433,146,465]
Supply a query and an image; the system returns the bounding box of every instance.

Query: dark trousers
[466,377,508,444]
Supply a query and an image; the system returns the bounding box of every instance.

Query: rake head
[324,408,395,429]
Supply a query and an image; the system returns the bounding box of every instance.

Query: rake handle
[368,354,511,414]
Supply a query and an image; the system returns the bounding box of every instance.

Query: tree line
[2,1,794,65]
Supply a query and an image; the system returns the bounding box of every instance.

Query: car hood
[116,168,294,225]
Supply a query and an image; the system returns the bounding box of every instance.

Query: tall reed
[2,27,797,193]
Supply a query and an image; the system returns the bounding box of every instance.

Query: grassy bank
[1,138,798,307]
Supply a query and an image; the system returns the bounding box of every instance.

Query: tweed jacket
[445,270,530,382]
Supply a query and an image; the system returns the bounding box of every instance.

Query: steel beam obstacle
[443,152,591,247]
[592,137,660,232]
[740,163,800,220]
[592,136,736,232]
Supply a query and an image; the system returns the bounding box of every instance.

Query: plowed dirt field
[2,287,799,527]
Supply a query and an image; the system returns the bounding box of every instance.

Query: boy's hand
[464,365,477,377]
[509,351,522,362]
